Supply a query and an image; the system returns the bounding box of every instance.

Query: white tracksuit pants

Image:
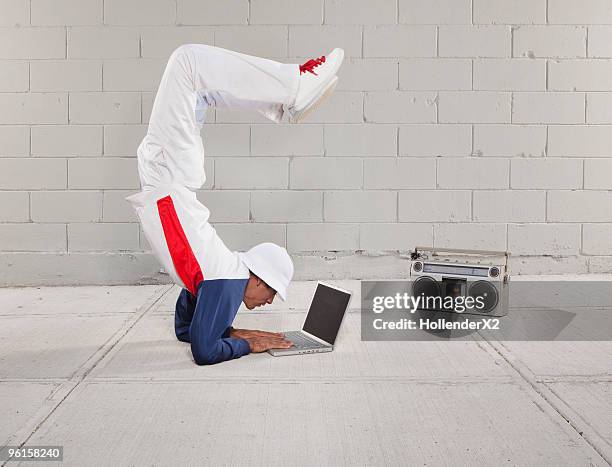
[125,44,300,294]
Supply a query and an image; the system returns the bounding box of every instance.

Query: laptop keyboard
[284,331,325,349]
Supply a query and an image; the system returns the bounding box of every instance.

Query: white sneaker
[287,48,344,123]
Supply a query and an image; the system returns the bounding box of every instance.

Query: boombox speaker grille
[468,280,499,313]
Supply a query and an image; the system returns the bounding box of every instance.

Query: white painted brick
[508,223,580,255]
[68,27,139,59]
[439,26,511,58]
[31,0,101,25]
[337,58,398,91]
[0,93,67,124]
[0,0,29,27]
[588,26,612,57]
[473,0,546,25]
[251,124,323,156]
[512,255,588,274]
[104,0,175,25]
[548,125,612,157]
[0,224,66,251]
[68,158,139,189]
[103,190,139,222]
[251,191,322,222]
[69,92,141,124]
[199,125,249,156]
[215,157,288,189]
[289,25,361,58]
[473,59,545,91]
[200,159,217,192]
[213,223,286,251]
[434,223,507,251]
[437,158,509,189]
[0,158,66,189]
[473,190,545,222]
[291,157,362,189]
[399,125,471,157]
[363,25,436,57]
[103,59,165,91]
[365,91,436,123]
[514,26,586,58]
[360,223,433,250]
[140,27,215,59]
[548,0,612,24]
[287,223,359,252]
[513,92,585,124]
[587,93,612,123]
[585,159,612,189]
[583,224,612,255]
[195,190,250,222]
[325,124,397,156]
[473,125,546,157]
[0,60,28,91]
[398,190,471,222]
[0,28,65,59]
[589,256,612,273]
[0,192,29,222]
[68,223,139,251]
[549,60,612,91]
[31,191,102,222]
[32,125,102,157]
[548,190,612,222]
[438,92,511,123]
[399,0,471,24]
[325,191,396,222]
[399,59,471,91]
[251,0,323,24]
[141,92,155,124]
[216,26,288,58]
[364,158,435,189]
[0,126,30,157]
[103,125,147,156]
[215,107,275,124]
[177,0,248,25]
[30,60,101,92]
[299,91,363,124]
[326,0,395,25]
[511,159,582,189]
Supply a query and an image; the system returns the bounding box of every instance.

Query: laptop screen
[302,283,351,345]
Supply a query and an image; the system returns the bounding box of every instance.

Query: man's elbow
[191,344,221,366]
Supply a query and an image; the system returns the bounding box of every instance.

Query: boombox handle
[411,246,509,269]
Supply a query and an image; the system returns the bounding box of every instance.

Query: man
[126,43,344,365]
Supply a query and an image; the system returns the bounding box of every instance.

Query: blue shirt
[175,278,251,365]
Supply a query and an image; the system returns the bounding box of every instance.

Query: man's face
[243,274,277,310]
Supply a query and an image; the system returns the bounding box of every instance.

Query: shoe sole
[291,76,338,124]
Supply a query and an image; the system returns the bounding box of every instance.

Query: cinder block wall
[1,0,612,285]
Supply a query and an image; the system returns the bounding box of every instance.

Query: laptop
[269,281,353,356]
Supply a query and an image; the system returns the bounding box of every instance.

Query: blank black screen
[302,284,351,345]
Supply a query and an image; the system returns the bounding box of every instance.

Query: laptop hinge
[301,330,332,347]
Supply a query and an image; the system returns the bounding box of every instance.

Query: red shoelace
[299,56,326,75]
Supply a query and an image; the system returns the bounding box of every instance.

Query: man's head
[238,242,294,309]
[242,272,277,309]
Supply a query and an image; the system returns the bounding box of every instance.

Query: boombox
[409,246,509,317]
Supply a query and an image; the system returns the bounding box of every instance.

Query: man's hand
[243,335,294,353]
[230,327,285,340]
[230,328,293,353]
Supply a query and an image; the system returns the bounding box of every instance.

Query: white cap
[238,242,294,301]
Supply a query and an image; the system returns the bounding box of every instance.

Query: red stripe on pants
[156,195,204,296]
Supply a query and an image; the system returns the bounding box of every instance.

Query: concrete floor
[0,279,610,466]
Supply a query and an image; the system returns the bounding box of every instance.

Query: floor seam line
[0,284,174,467]
[481,338,611,466]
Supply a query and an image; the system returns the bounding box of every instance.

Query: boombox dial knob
[489,266,500,278]
[413,261,423,272]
